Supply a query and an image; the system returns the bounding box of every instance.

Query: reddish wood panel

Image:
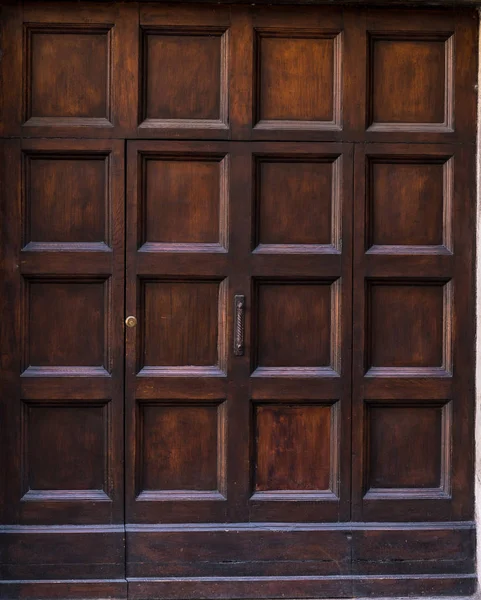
[142,156,226,246]
[254,404,334,493]
[256,159,335,247]
[26,280,107,369]
[29,29,110,120]
[367,282,448,371]
[257,35,337,123]
[143,31,225,121]
[138,402,224,495]
[26,154,107,244]
[255,282,336,370]
[370,38,449,126]
[369,160,447,248]
[141,280,223,370]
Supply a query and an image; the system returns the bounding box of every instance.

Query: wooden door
[124,139,353,593]
[0,3,478,600]
[0,4,135,597]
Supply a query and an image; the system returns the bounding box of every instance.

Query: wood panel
[26,154,107,244]
[352,143,475,522]
[255,158,338,250]
[254,281,337,371]
[126,141,232,525]
[0,139,125,584]
[139,5,231,138]
[1,3,138,137]
[254,404,337,495]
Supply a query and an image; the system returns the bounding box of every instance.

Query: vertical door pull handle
[234,295,245,356]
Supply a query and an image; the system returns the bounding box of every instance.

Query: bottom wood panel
[0,580,127,600]
[0,525,125,580]
[126,574,476,600]
[0,523,475,598]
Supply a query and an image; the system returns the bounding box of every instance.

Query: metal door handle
[234,295,245,356]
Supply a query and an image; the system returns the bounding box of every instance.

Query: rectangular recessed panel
[142,157,225,246]
[256,159,336,247]
[23,402,107,494]
[370,37,451,127]
[366,403,450,494]
[257,34,337,123]
[138,402,224,494]
[26,155,107,244]
[367,282,450,372]
[28,28,110,120]
[143,31,225,121]
[26,280,107,369]
[255,282,337,370]
[254,404,334,492]
[369,160,447,248]
[141,280,224,369]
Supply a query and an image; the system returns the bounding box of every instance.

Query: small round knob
[125,316,137,328]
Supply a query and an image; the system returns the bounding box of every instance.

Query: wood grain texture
[26,279,107,369]
[28,28,110,120]
[368,159,449,249]
[369,37,449,126]
[142,31,225,121]
[367,281,448,371]
[365,402,450,495]
[141,280,223,369]
[25,154,107,245]
[0,138,125,537]
[23,402,109,496]
[142,156,226,247]
[0,4,477,599]
[255,281,335,370]
[256,34,337,123]
[353,143,474,524]
[254,404,335,494]
[255,158,337,248]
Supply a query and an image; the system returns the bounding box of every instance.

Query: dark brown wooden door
[125,140,353,524]
[0,3,477,600]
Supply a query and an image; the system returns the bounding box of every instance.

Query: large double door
[125,140,352,529]
[0,3,477,599]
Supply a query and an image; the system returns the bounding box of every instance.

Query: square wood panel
[367,158,452,251]
[140,155,228,249]
[24,279,108,373]
[25,26,111,122]
[139,279,227,374]
[253,403,339,497]
[22,402,109,501]
[366,281,452,375]
[255,32,341,128]
[24,153,108,246]
[255,157,340,251]
[141,29,227,124]
[254,280,340,375]
[368,35,453,130]
[136,402,226,499]
[364,402,451,499]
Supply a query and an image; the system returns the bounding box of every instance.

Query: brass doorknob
[125,316,137,328]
